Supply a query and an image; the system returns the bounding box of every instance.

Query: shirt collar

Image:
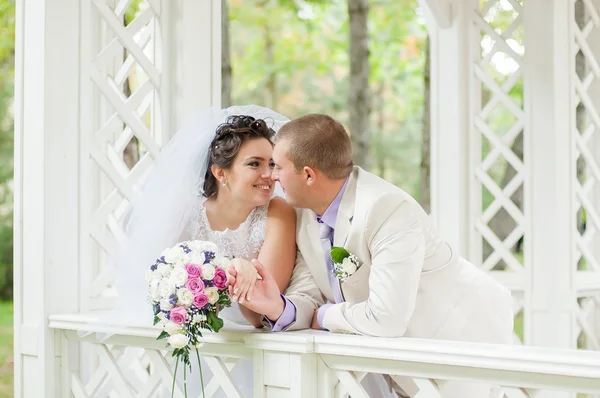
[317,177,349,229]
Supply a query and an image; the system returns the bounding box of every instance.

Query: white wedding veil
[108,105,290,326]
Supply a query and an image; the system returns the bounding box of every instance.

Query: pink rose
[185,263,202,278]
[213,268,228,290]
[169,306,187,325]
[186,277,205,294]
[192,293,209,309]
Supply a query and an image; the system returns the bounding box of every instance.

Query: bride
[114,105,296,396]
[114,105,395,397]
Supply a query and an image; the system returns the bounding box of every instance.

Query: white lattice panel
[471,0,526,343]
[573,0,600,351]
[67,342,249,397]
[86,0,165,310]
[325,368,574,398]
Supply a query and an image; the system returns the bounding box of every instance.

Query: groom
[231,114,513,397]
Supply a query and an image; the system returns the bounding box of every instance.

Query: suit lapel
[333,168,358,248]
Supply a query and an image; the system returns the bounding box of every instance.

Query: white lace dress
[175,197,269,397]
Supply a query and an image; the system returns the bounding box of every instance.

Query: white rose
[164,321,182,335]
[149,280,161,301]
[201,264,215,280]
[204,287,219,305]
[159,280,175,299]
[174,253,191,268]
[160,298,173,311]
[162,246,184,264]
[152,270,163,282]
[214,256,231,269]
[170,267,188,286]
[185,241,200,250]
[167,333,190,349]
[156,311,168,326]
[177,288,194,307]
[157,263,172,277]
[191,314,207,324]
[340,258,357,275]
[189,252,206,266]
[146,270,154,282]
[189,241,218,254]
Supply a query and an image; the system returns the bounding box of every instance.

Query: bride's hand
[229,258,259,304]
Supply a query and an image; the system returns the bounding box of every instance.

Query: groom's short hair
[276,114,353,179]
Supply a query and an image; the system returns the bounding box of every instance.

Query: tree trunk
[420,35,431,213]
[348,0,371,169]
[221,0,232,108]
[122,14,139,170]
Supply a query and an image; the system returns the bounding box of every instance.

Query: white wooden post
[587,1,600,348]
[13,0,81,396]
[524,0,576,358]
[420,0,475,258]
[166,0,222,134]
[581,0,600,349]
[249,335,318,398]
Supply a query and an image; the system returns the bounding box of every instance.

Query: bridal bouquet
[147,240,232,397]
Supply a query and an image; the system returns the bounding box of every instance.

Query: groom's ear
[303,166,316,186]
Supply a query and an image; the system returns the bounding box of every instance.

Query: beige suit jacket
[283,167,513,343]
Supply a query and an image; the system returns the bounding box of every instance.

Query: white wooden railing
[49,313,600,397]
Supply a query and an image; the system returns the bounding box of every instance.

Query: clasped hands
[225,258,259,304]
[225,258,284,321]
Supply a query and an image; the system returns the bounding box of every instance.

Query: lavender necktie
[319,221,343,303]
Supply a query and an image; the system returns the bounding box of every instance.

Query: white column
[253,349,318,398]
[13,1,81,396]
[421,0,476,258]
[586,0,600,348]
[165,0,222,136]
[524,0,576,355]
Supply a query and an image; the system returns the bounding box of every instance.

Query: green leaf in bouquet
[219,295,232,308]
[331,246,350,264]
[207,311,224,333]
[153,315,161,326]
[158,330,169,340]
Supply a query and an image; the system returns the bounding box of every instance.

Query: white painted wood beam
[420,0,453,29]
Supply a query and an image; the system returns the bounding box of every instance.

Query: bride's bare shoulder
[266,197,296,223]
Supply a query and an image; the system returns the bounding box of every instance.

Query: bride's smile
[253,183,272,192]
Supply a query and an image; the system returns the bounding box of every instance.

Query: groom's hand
[310,308,321,330]
[236,259,284,320]
[311,309,323,330]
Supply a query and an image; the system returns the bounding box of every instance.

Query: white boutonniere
[331,247,361,282]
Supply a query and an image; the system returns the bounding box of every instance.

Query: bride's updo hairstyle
[203,115,275,198]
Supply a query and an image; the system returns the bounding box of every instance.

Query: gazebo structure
[13,0,600,396]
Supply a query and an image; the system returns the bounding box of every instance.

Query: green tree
[228,0,426,199]
[0,0,15,300]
